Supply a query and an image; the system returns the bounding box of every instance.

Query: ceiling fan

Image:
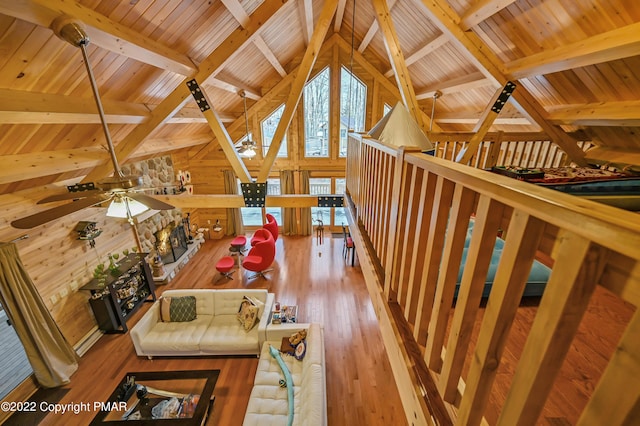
[234,90,257,158]
[11,19,175,229]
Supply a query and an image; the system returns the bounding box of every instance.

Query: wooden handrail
[346,133,640,426]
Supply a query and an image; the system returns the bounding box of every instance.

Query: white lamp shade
[242,148,257,158]
[106,197,149,218]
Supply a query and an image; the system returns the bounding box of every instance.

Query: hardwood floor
[22,234,406,426]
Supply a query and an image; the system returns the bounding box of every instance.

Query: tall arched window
[304,67,330,157]
[340,67,367,157]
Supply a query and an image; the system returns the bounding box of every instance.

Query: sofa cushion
[160,296,196,322]
[137,315,213,352]
[243,384,302,425]
[198,315,261,352]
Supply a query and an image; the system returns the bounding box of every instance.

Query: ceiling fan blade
[37,189,104,204]
[11,193,112,229]
[128,193,175,210]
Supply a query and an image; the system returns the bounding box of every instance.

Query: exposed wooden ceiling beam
[185,80,252,182]
[0,88,149,124]
[155,194,322,209]
[416,71,493,100]
[257,0,339,182]
[220,0,282,87]
[253,36,287,77]
[417,0,588,166]
[459,0,518,31]
[300,0,314,46]
[0,135,209,185]
[505,22,640,79]
[220,0,250,26]
[81,0,289,183]
[0,148,105,185]
[334,0,347,32]
[546,101,640,126]
[0,0,196,75]
[0,88,235,124]
[170,107,235,124]
[384,34,449,78]
[208,77,261,100]
[358,0,397,53]
[373,0,424,129]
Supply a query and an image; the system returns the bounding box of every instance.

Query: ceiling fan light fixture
[242,147,257,158]
[106,196,149,219]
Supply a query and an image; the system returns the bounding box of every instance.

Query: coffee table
[90,370,219,425]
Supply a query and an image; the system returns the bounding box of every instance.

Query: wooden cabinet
[81,253,156,333]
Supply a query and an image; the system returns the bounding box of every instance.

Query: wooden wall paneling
[456,211,545,426]
[413,175,455,346]
[396,164,420,308]
[424,184,476,372]
[498,234,605,425]
[439,195,505,402]
[403,169,435,324]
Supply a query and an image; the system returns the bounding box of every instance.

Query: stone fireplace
[155,223,188,264]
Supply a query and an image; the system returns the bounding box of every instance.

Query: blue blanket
[455,220,550,298]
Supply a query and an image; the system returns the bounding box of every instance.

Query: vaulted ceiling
[1,0,639,194]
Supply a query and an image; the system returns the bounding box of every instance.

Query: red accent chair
[243,229,276,279]
[251,214,279,246]
[264,213,279,241]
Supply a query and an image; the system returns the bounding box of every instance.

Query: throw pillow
[248,296,265,319]
[280,337,296,356]
[160,296,197,322]
[294,339,307,361]
[237,296,259,332]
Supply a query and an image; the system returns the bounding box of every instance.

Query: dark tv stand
[81,253,156,333]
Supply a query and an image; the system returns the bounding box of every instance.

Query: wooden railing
[429,132,593,169]
[345,134,640,426]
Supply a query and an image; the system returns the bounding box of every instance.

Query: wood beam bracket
[186,79,211,112]
[241,182,267,207]
[491,81,516,114]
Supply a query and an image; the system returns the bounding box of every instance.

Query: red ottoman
[229,236,247,256]
[215,256,235,279]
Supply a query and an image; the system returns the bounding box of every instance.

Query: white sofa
[130,289,275,358]
[243,323,326,426]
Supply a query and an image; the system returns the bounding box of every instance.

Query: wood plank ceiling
[0,0,639,195]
